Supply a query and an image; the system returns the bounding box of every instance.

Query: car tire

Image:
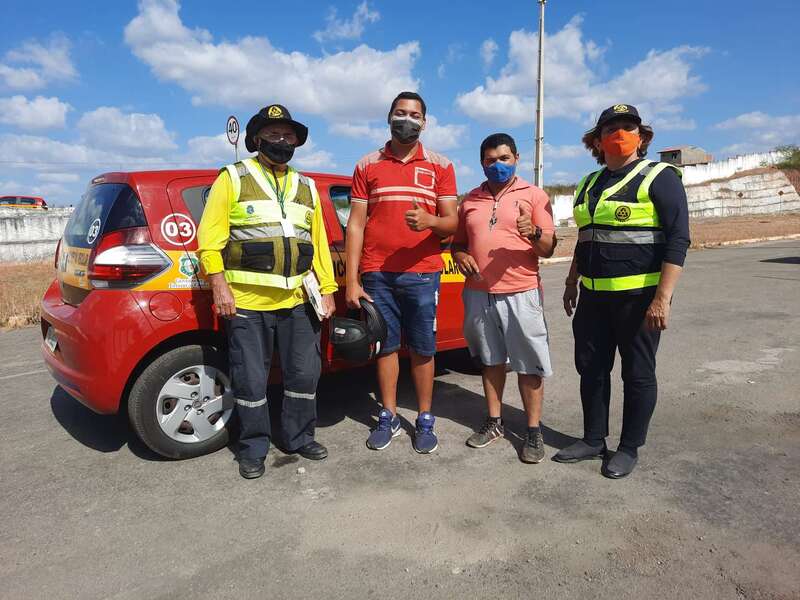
[127,345,233,459]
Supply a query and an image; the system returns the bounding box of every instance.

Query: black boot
[294,440,328,460]
[238,457,266,479]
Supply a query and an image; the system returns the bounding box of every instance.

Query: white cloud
[0,95,71,129]
[329,121,387,145]
[456,16,707,129]
[180,132,336,171]
[124,0,415,121]
[715,111,800,142]
[713,111,800,155]
[650,115,696,131]
[183,133,234,166]
[437,43,464,79]
[37,172,80,183]
[0,177,74,204]
[548,171,577,185]
[328,114,466,152]
[451,158,475,180]
[0,133,170,172]
[480,39,498,69]
[77,106,177,155]
[0,34,77,91]
[293,138,337,171]
[313,1,380,43]
[543,143,584,159]
[421,115,467,151]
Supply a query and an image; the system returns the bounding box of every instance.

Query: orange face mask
[600,129,640,158]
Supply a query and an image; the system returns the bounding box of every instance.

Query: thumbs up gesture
[516,202,534,239]
[405,199,432,232]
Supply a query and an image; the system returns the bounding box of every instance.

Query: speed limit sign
[226,116,239,145]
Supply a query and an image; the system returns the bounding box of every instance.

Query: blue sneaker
[366,409,402,450]
[413,412,438,454]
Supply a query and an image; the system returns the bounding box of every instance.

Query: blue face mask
[483,161,516,184]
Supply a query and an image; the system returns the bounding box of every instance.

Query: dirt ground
[551,212,800,259]
[0,261,53,328]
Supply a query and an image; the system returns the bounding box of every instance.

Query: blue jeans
[361,271,441,357]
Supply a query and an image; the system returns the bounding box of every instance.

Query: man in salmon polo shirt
[452,133,557,463]
[345,91,459,454]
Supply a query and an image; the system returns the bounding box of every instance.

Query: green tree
[774,145,800,170]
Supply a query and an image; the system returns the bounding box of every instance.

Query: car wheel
[127,345,233,459]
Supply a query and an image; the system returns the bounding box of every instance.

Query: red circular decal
[160,213,196,246]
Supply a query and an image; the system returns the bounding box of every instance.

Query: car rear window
[63,184,146,249]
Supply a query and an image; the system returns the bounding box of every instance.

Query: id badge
[280,219,296,237]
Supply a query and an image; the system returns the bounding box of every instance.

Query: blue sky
[1,0,798,205]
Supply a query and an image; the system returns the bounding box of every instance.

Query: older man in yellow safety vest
[198,104,338,480]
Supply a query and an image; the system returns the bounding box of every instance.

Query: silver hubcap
[156,364,233,443]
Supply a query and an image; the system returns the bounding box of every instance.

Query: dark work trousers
[572,287,661,448]
[227,303,322,460]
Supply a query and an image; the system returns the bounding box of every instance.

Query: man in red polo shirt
[345,91,458,454]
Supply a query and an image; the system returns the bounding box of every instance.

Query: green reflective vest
[221,158,317,290]
[573,160,681,292]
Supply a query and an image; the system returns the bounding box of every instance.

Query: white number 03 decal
[160,213,197,245]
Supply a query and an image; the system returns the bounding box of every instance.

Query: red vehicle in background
[40,170,467,459]
[0,195,48,209]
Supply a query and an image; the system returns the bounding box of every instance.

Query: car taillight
[54,238,62,269]
[88,226,171,288]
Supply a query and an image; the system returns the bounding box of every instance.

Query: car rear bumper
[40,280,155,414]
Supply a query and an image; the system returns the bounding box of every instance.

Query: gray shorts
[462,287,553,377]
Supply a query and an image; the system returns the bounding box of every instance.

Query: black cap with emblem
[245,104,309,152]
[587,104,642,135]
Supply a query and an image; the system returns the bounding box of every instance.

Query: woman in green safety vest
[554,104,691,479]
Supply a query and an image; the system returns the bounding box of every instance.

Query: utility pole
[534,0,546,188]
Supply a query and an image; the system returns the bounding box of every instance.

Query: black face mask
[390,117,422,144]
[258,139,295,164]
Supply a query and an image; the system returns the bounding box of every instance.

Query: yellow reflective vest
[573,160,681,292]
[220,158,318,290]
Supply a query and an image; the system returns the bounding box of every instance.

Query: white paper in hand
[303,271,326,321]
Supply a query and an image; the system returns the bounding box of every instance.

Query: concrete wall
[0,207,73,263]
[550,167,799,225]
[682,151,781,185]
[685,168,800,218]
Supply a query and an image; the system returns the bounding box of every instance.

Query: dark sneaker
[466,418,504,448]
[413,412,438,454]
[366,409,402,450]
[552,440,607,463]
[521,430,545,463]
[294,440,328,460]
[238,458,266,479]
[601,448,638,479]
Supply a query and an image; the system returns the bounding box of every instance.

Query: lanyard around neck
[486,177,516,231]
[258,162,288,212]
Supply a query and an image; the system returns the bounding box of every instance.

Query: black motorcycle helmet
[330,299,387,363]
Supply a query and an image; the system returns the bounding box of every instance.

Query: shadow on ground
[50,348,575,459]
[49,386,167,461]
[759,256,800,264]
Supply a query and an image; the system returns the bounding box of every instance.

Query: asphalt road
[2,241,799,600]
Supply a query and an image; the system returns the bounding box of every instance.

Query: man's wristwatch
[529,225,542,242]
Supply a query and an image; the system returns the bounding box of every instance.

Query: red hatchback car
[41,170,467,459]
